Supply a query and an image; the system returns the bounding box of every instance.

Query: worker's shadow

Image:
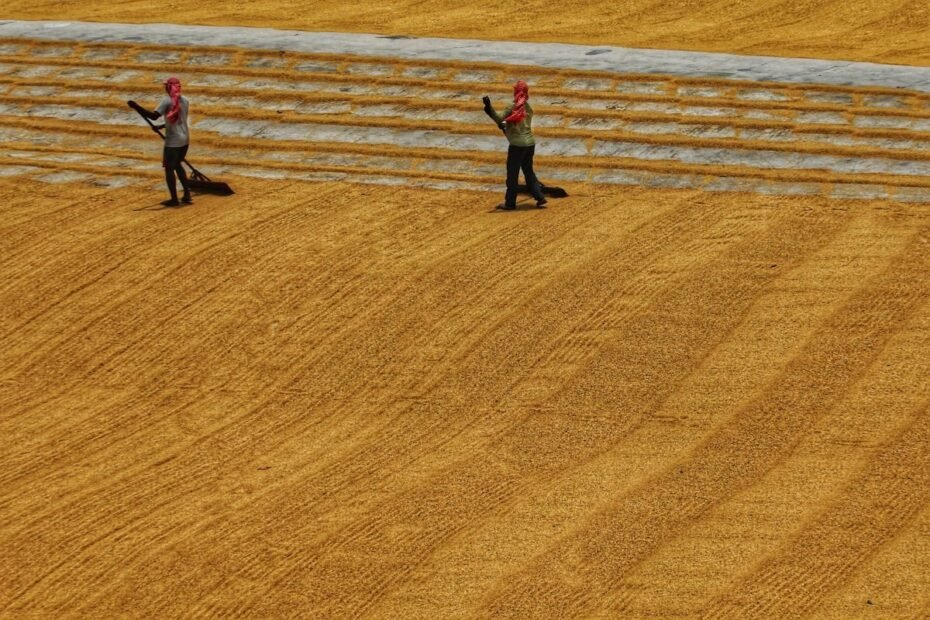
[133,200,196,212]
[488,198,542,213]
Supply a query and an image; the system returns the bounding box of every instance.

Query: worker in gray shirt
[129,77,192,206]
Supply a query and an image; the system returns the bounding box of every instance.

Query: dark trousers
[505,144,544,207]
[163,145,190,201]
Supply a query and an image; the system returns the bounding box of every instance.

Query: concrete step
[2,54,928,124]
[4,60,930,146]
[6,144,930,203]
[5,99,930,182]
[6,80,930,149]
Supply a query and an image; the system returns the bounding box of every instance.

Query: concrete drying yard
[1,4,929,618]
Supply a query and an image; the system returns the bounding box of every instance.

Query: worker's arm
[482,95,507,130]
[127,100,161,121]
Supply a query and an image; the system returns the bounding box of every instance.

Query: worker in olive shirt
[129,77,192,207]
[483,80,547,210]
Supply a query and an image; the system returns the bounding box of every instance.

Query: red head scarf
[503,80,528,124]
[164,77,182,124]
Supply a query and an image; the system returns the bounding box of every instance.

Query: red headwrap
[503,80,528,124]
[164,77,182,124]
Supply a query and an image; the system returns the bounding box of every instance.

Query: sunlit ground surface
[4,0,930,65]
[2,177,929,617]
[2,3,930,617]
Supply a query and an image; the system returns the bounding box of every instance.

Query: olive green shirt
[489,101,536,147]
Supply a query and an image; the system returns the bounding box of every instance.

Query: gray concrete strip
[5,151,930,202]
[0,164,40,176]
[1,20,930,92]
[11,98,930,179]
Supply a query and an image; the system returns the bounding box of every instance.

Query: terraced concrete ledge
[3,19,930,91]
[2,20,930,202]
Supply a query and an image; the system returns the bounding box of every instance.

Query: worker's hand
[482,95,490,106]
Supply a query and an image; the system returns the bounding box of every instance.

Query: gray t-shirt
[156,95,190,147]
